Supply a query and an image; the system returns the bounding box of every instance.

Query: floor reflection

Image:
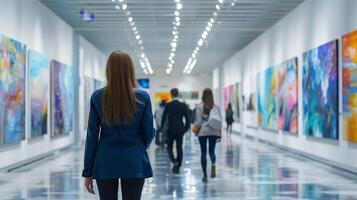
[0,134,357,199]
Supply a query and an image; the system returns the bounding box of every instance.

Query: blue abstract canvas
[29,50,49,138]
[0,34,26,145]
[302,40,338,139]
[51,60,73,137]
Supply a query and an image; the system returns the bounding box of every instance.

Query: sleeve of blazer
[142,94,155,147]
[82,95,101,178]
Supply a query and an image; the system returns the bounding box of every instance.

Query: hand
[84,178,95,194]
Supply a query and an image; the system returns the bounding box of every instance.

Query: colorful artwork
[84,76,95,130]
[29,50,49,138]
[179,91,199,100]
[0,34,26,145]
[303,40,338,139]
[342,30,357,142]
[223,87,228,109]
[277,58,298,134]
[257,67,277,130]
[228,84,236,112]
[51,60,73,137]
[155,92,171,104]
[235,83,241,122]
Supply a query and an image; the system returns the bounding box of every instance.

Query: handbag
[192,125,200,135]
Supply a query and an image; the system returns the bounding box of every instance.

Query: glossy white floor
[0,133,357,200]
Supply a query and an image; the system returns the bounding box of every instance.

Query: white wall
[220,0,357,171]
[0,0,75,169]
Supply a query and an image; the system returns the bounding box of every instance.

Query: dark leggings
[96,179,145,200]
[198,136,219,177]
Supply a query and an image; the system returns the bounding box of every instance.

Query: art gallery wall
[78,36,107,141]
[0,0,106,169]
[218,0,357,171]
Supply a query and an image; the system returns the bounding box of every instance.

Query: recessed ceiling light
[208,22,212,27]
[171,42,177,48]
[205,26,211,32]
[115,5,120,10]
[119,0,124,2]
[175,0,180,2]
[132,27,136,31]
[175,17,180,22]
[175,11,180,16]
[218,0,224,4]
[122,4,127,10]
[213,12,217,16]
[128,17,133,22]
[138,40,143,44]
[177,3,183,10]
[170,52,175,57]
[202,34,207,39]
[198,39,203,46]
[216,5,220,10]
[141,53,145,58]
[210,18,215,23]
[136,35,140,40]
[176,21,181,26]
[134,30,138,35]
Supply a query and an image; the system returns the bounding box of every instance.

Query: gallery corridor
[0,134,356,200]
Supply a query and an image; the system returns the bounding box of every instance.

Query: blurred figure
[82,50,154,200]
[225,103,234,134]
[161,88,190,173]
[194,88,222,182]
[154,100,166,146]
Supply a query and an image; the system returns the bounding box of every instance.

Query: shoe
[211,165,216,178]
[202,176,208,183]
[172,162,179,173]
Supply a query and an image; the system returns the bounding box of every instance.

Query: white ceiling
[40,0,304,75]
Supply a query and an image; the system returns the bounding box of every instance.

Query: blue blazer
[82,88,155,180]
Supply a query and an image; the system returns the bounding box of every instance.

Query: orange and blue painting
[342,30,357,143]
[0,34,26,145]
[257,67,277,130]
[277,58,298,134]
[51,60,73,137]
[29,50,49,138]
[303,40,338,139]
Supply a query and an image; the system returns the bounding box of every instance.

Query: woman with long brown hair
[193,88,222,183]
[82,50,154,200]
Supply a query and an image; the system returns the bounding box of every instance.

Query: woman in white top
[194,88,222,182]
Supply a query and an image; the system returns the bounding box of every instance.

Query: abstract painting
[303,40,338,139]
[228,84,236,112]
[223,87,228,109]
[29,50,49,138]
[235,82,240,123]
[277,58,298,134]
[342,30,357,142]
[84,76,94,130]
[51,60,73,137]
[257,67,277,130]
[0,34,26,145]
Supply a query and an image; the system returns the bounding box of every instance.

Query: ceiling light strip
[183,0,237,74]
[166,0,183,74]
[112,0,154,74]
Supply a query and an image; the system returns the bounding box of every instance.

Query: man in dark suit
[161,88,190,173]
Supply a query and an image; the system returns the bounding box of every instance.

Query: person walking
[154,100,166,146]
[161,88,190,173]
[82,50,155,200]
[225,103,234,134]
[194,88,222,183]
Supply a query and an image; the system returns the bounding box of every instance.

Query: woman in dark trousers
[82,50,155,200]
[194,89,222,182]
[225,103,234,134]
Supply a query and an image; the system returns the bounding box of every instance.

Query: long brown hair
[103,50,137,125]
[202,88,214,114]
